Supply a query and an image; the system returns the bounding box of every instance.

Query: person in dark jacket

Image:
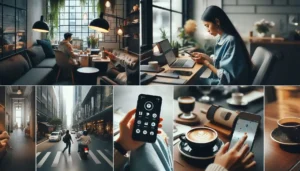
[62,130,73,155]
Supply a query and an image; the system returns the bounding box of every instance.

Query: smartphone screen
[229,113,261,151]
[132,94,162,143]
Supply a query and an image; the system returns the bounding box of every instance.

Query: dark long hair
[201,6,252,67]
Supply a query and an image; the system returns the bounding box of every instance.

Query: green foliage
[49,118,62,126]
[160,28,167,40]
[80,0,87,7]
[256,25,269,33]
[178,28,199,47]
[48,0,65,38]
[171,41,181,48]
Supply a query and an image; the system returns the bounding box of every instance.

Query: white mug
[232,92,244,104]
[148,61,159,70]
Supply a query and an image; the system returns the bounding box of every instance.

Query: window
[152,0,183,44]
[16,107,21,128]
[48,0,105,48]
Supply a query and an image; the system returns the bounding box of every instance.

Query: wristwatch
[114,141,127,155]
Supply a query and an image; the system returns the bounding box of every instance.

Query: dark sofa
[0,45,56,85]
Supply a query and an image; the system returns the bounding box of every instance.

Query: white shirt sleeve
[205,163,228,171]
[217,69,224,79]
[210,54,217,63]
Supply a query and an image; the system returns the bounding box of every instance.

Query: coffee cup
[277,117,300,142]
[178,96,196,119]
[148,61,159,71]
[232,92,244,104]
[179,127,218,150]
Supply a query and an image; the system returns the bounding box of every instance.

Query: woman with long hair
[193,6,252,85]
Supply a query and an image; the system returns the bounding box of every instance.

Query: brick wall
[223,0,300,37]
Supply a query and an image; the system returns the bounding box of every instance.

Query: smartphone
[184,51,196,58]
[229,112,261,151]
[166,70,193,76]
[132,94,162,143]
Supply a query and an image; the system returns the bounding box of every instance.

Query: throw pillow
[37,39,55,58]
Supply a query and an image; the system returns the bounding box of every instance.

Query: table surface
[264,99,300,171]
[144,55,205,85]
[173,90,264,171]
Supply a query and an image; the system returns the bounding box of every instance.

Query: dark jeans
[63,142,71,154]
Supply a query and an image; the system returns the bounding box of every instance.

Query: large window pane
[172,0,182,12]
[153,7,170,43]
[171,12,182,43]
[153,0,170,9]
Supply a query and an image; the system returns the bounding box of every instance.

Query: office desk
[265,99,300,171]
[173,91,264,171]
[144,56,207,85]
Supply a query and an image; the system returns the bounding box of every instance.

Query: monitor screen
[164,50,176,65]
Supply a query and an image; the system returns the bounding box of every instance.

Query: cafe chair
[54,50,75,84]
[251,46,278,85]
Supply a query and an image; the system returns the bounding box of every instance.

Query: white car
[71,130,75,134]
[49,132,61,142]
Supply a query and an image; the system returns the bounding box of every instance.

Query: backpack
[63,135,67,143]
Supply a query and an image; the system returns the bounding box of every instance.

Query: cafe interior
[140,0,300,85]
[0,0,140,85]
[173,86,264,171]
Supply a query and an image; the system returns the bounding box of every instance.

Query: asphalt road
[36,133,113,171]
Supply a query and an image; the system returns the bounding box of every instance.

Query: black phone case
[132,94,162,143]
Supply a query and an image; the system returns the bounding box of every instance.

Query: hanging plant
[48,0,65,38]
[80,0,87,7]
[96,0,116,15]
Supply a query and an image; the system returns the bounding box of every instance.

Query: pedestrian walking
[62,130,73,155]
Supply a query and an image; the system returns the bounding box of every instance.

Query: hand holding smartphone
[132,94,162,143]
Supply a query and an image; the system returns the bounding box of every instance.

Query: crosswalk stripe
[89,151,101,164]
[36,152,41,157]
[51,151,62,167]
[97,150,113,167]
[37,152,51,168]
[104,149,112,157]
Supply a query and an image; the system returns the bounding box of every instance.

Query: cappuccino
[187,128,217,143]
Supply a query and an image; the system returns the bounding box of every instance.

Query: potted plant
[171,41,181,57]
[48,0,66,39]
[178,19,199,47]
[88,35,99,49]
[254,19,275,37]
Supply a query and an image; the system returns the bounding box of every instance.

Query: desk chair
[54,50,75,84]
[251,47,278,85]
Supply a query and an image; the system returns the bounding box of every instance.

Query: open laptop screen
[158,39,176,65]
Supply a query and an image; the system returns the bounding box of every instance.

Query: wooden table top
[174,98,264,171]
[265,99,300,171]
[145,55,205,85]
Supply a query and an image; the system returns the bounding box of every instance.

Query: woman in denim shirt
[193,6,252,85]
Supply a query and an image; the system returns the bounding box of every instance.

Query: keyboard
[171,59,187,67]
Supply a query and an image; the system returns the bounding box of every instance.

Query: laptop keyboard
[172,59,187,67]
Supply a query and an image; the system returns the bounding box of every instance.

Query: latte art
[187,129,216,143]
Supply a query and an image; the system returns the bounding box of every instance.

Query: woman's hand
[192,52,213,64]
[104,50,117,61]
[214,134,256,171]
[116,109,163,151]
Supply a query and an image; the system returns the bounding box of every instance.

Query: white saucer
[226,99,248,106]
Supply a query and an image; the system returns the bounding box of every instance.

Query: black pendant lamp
[32,15,49,33]
[89,12,110,33]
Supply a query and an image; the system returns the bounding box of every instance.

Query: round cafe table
[76,67,99,85]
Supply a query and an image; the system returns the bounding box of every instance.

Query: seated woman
[193,6,252,85]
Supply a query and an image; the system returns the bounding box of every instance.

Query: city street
[0,129,35,171]
[36,134,113,171]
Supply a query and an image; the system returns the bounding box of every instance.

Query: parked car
[76,131,83,138]
[49,132,61,142]
[71,130,75,134]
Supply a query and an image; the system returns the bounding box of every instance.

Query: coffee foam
[179,97,195,104]
[187,129,216,143]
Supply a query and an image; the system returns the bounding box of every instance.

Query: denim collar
[216,33,228,45]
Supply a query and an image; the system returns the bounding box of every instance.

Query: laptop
[158,39,195,68]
